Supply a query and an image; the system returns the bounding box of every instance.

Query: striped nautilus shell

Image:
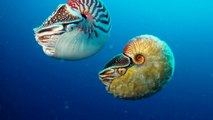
[99,35,175,100]
[34,0,111,60]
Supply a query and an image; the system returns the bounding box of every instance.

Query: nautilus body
[34,0,111,60]
[99,35,175,100]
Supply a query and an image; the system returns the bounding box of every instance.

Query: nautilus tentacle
[99,35,175,100]
[34,0,111,60]
[99,54,132,86]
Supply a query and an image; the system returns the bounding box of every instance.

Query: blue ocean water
[1,0,213,120]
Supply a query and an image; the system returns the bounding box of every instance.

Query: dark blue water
[1,0,213,120]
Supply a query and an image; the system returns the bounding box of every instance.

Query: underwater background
[1,0,213,120]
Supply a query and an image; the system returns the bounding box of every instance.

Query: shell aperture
[34,0,111,60]
[99,35,175,100]
[99,54,132,86]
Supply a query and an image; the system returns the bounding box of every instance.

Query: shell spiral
[34,0,111,60]
[67,0,111,38]
[99,35,175,100]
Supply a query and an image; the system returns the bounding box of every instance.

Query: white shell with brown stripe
[34,0,111,60]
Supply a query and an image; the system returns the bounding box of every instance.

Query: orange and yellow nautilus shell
[99,35,175,100]
[34,0,111,60]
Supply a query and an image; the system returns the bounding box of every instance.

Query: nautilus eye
[117,68,127,75]
[99,35,175,100]
[34,0,111,60]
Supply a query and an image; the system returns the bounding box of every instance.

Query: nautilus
[34,0,111,60]
[99,35,175,100]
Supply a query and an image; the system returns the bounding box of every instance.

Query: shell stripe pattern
[67,0,111,37]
